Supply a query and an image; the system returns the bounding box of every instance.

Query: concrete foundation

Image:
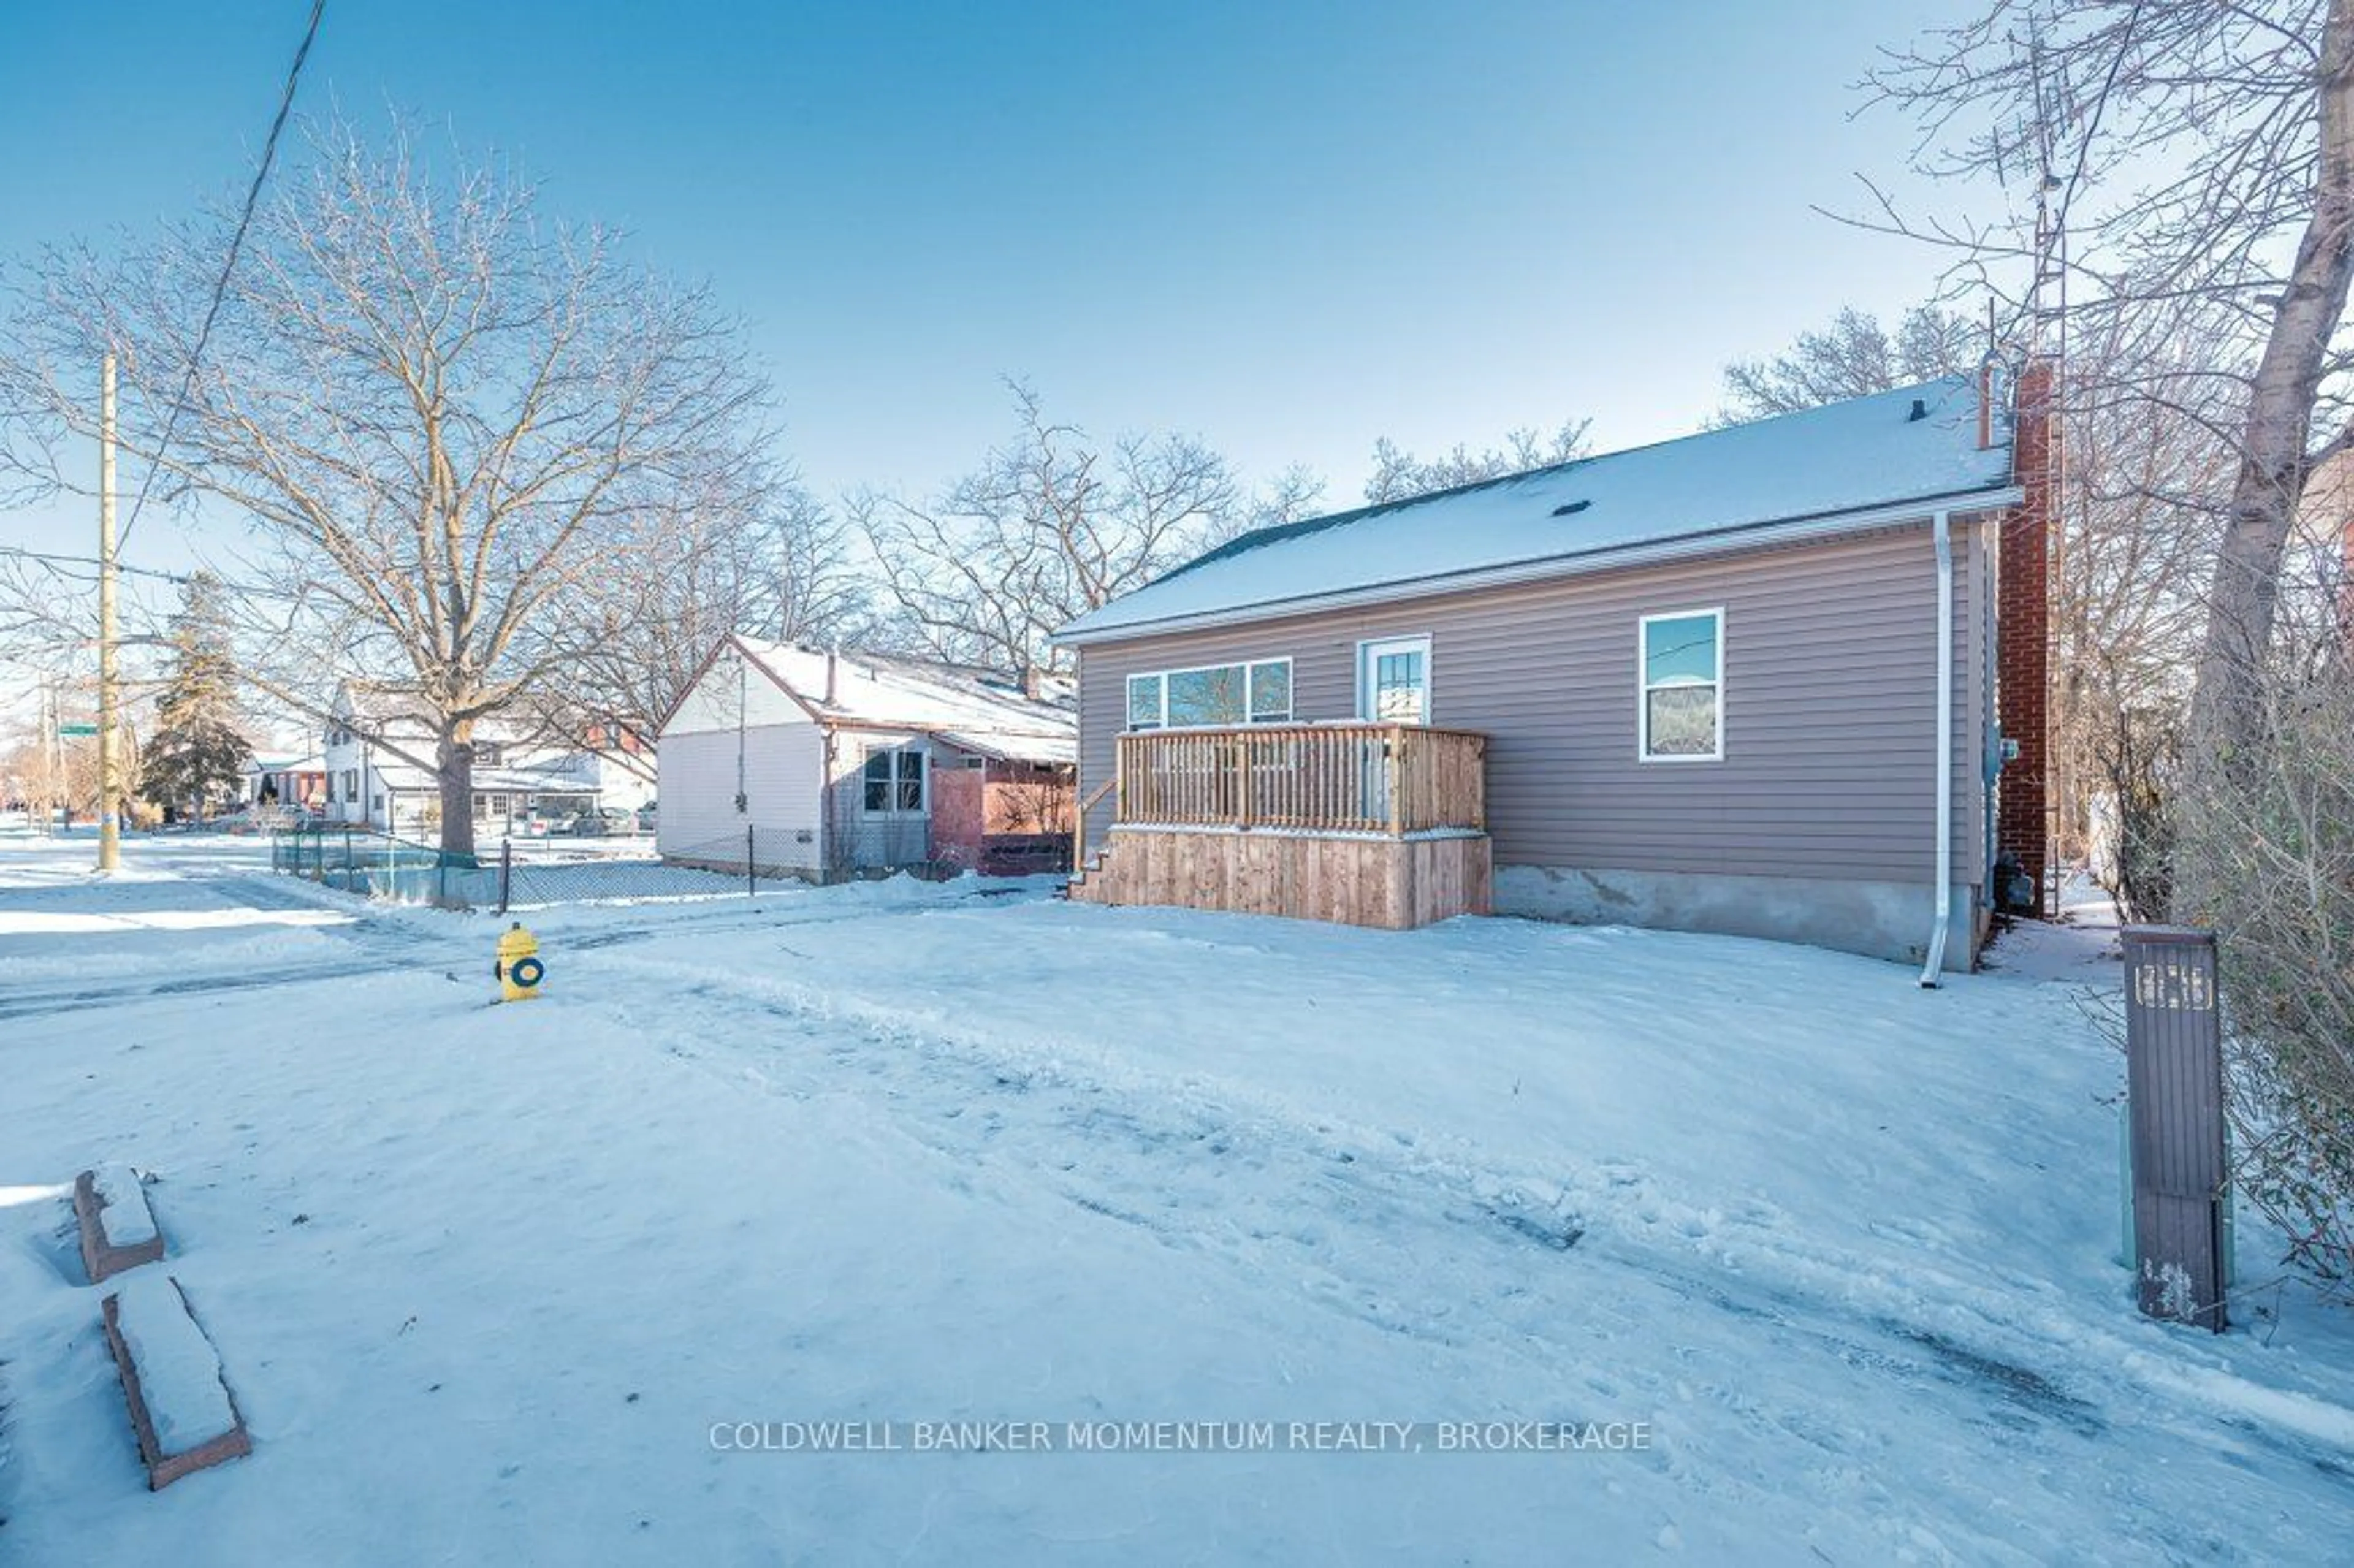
[1493,864,1980,972]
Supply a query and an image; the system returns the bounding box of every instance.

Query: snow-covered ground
[2,833,2351,1564]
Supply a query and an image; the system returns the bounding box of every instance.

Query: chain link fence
[270,824,942,911]
[270,823,487,906]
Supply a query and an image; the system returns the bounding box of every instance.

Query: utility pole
[98,351,120,872]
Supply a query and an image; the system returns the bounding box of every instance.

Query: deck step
[74,1165,164,1285]
[101,1275,252,1490]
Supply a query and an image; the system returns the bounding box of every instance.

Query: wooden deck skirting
[1073,723,1490,929]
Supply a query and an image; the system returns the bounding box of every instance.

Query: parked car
[563,809,630,837]
[635,801,657,834]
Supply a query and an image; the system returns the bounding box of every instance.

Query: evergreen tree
[140,571,252,820]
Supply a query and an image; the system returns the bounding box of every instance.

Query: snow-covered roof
[1056,376,2020,643]
[934,729,1078,766]
[729,641,1076,765]
[334,682,433,729]
[356,763,596,796]
[333,683,533,745]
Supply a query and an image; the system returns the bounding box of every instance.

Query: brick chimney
[1998,358,2055,909]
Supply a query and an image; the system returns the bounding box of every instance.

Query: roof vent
[1908,397,1927,422]
[1551,500,1591,517]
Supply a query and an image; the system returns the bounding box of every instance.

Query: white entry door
[1358,636,1431,724]
[1356,636,1430,827]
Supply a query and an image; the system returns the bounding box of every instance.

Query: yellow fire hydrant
[495,921,544,1003]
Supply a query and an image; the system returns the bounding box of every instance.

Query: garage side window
[863,747,926,813]
[1639,609,1723,761]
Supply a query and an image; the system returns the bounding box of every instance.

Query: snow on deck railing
[1113,722,1486,836]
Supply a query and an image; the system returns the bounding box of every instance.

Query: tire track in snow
[584,952,2308,1551]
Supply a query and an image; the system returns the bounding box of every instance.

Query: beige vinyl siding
[1076,520,1989,888]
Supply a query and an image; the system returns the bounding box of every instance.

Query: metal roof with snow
[1055,376,2020,644]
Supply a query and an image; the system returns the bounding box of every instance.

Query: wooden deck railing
[1113,723,1486,836]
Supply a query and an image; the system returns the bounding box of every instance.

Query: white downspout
[1920,509,1956,988]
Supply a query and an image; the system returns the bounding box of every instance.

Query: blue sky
[0,0,1999,575]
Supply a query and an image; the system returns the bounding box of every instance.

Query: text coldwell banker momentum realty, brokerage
[707,1420,1655,1453]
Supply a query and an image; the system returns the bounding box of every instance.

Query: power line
[116,0,326,557]
[0,544,193,587]
[0,543,301,603]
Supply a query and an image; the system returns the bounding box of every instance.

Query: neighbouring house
[655,639,1077,880]
[1051,366,2055,976]
[320,683,656,839]
[243,752,327,817]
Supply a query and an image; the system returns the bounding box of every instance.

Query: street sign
[58,723,98,737]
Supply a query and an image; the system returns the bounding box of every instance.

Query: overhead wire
[115,0,326,557]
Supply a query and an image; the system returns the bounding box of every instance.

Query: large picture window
[863,746,926,813]
[1125,659,1292,730]
[1639,609,1723,761]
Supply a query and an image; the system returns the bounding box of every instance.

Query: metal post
[96,352,120,872]
[747,824,757,898]
[2124,925,2228,1331]
[498,836,512,915]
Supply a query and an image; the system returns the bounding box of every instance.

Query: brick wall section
[1998,358,2055,899]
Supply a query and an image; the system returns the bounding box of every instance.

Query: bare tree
[0,115,771,859]
[531,465,866,758]
[1244,462,1329,530]
[1863,0,2354,762]
[1865,1,2354,1290]
[1363,419,1590,505]
[1716,303,1981,423]
[854,382,1240,679]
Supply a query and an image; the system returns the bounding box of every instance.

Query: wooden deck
[1069,723,1490,930]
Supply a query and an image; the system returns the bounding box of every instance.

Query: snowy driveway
[2,836,2352,1565]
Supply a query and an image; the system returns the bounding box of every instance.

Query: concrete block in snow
[101,1275,252,1490]
[74,1165,164,1285]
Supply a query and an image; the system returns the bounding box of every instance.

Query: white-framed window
[1639,608,1724,761]
[344,767,361,797]
[1125,658,1292,731]
[863,745,927,813]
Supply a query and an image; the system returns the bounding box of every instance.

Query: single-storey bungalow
[656,639,1078,880]
[243,752,327,818]
[1051,367,2054,978]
